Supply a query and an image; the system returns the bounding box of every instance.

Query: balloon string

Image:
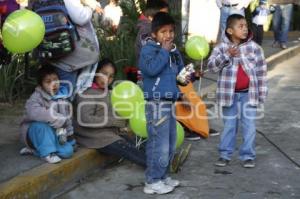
[198,59,203,94]
[135,136,147,149]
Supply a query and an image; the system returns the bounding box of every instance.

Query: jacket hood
[35,86,52,101]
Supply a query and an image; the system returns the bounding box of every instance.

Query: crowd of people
[0,0,298,195]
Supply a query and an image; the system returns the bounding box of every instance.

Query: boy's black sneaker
[209,129,220,137]
[243,159,255,168]
[215,158,230,167]
[185,131,202,141]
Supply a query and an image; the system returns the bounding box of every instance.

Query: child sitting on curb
[20,66,74,164]
[74,58,146,167]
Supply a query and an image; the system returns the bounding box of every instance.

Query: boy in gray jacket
[20,66,74,164]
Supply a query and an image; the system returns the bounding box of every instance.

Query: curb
[266,44,300,70]
[0,149,115,199]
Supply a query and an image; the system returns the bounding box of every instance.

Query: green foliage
[95,0,144,79]
[0,54,35,103]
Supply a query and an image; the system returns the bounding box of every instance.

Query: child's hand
[95,6,103,14]
[227,46,240,57]
[161,40,173,51]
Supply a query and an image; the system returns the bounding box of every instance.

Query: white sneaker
[43,154,61,164]
[19,147,35,155]
[143,180,174,194]
[163,177,180,187]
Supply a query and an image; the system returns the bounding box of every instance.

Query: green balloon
[2,9,45,53]
[176,122,184,149]
[111,81,144,118]
[185,36,210,60]
[129,102,147,138]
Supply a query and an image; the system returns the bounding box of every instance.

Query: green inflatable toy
[2,9,45,53]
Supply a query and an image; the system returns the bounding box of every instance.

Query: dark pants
[98,136,146,167]
[252,24,264,45]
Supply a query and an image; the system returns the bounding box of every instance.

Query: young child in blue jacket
[139,12,189,195]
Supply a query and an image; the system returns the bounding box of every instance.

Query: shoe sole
[243,165,255,168]
[143,187,174,194]
[185,137,201,141]
[209,133,220,137]
[215,163,227,167]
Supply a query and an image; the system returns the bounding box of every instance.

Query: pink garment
[91,82,100,89]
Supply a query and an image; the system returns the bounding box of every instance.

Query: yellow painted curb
[0,149,114,199]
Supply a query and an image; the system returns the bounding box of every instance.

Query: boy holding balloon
[139,12,189,195]
[208,14,268,168]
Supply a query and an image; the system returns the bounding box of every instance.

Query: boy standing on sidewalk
[139,12,187,194]
[208,14,268,168]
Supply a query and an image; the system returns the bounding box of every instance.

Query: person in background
[81,0,103,14]
[135,0,169,65]
[269,0,299,49]
[0,0,20,65]
[251,0,275,45]
[216,0,252,37]
[20,66,74,164]
[102,0,123,31]
[49,0,101,99]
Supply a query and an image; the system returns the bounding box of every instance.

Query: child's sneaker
[185,131,202,141]
[19,147,35,155]
[163,177,180,187]
[44,154,61,164]
[215,158,230,167]
[209,129,220,137]
[143,180,174,194]
[243,159,255,168]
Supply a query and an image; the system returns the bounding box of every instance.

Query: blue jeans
[272,4,293,43]
[28,122,73,158]
[55,67,78,98]
[98,135,146,167]
[220,6,245,36]
[145,101,177,184]
[219,92,257,161]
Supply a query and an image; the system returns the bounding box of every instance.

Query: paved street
[58,53,300,198]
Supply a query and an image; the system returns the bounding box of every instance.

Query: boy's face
[227,19,248,41]
[151,24,175,45]
[42,74,60,96]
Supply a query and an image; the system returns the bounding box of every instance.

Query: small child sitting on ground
[20,65,74,164]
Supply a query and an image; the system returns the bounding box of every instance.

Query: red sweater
[235,64,250,91]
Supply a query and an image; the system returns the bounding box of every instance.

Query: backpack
[32,0,79,59]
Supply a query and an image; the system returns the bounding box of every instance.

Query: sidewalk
[0,31,300,198]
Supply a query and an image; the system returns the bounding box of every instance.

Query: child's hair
[110,0,119,4]
[144,0,169,18]
[259,0,267,5]
[96,58,117,74]
[37,65,58,86]
[226,14,246,32]
[151,12,175,33]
